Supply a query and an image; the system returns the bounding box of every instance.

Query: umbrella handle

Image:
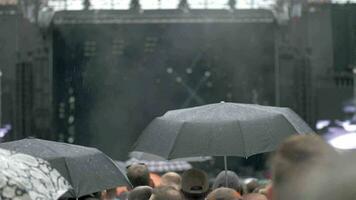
[224,156,228,187]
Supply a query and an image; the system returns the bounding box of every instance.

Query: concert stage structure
[52,9,276,158]
[0,2,355,159]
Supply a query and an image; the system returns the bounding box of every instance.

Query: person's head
[160,172,182,190]
[126,163,150,187]
[149,186,183,200]
[270,134,337,200]
[181,168,209,199]
[212,171,242,194]
[128,186,153,200]
[244,178,259,194]
[242,193,268,200]
[252,182,271,196]
[207,187,242,200]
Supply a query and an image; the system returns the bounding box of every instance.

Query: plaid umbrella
[125,158,192,173]
[129,151,212,162]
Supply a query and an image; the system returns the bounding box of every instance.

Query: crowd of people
[92,134,355,200]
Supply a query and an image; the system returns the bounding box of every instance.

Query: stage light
[204,71,211,77]
[342,120,356,132]
[166,67,173,74]
[186,68,193,74]
[176,77,182,83]
[68,116,75,124]
[68,137,75,143]
[69,96,75,104]
[316,120,330,130]
[329,133,356,150]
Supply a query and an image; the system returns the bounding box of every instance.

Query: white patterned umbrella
[0,173,32,200]
[0,148,72,200]
[0,138,131,197]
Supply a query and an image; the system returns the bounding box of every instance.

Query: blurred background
[0,0,355,168]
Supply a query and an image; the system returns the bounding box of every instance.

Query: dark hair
[128,186,152,200]
[212,170,242,193]
[126,163,150,187]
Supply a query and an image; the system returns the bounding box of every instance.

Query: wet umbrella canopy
[132,102,313,159]
[0,138,131,198]
[0,148,72,200]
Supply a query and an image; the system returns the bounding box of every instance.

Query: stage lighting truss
[46,0,275,11]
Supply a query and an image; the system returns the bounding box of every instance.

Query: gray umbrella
[132,102,313,159]
[132,102,313,186]
[0,138,131,198]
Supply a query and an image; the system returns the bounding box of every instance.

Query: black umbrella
[132,102,313,184]
[0,138,131,198]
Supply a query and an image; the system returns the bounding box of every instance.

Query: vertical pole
[0,70,2,127]
[353,67,356,121]
[275,28,281,106]
[224,155,228,187]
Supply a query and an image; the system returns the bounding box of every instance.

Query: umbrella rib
[278,108,313,133]
[242,107,276,152]
[245,105,309,133]
[167,121,186,160]
[238,106,303,154]
[63,157,77,197]
[236,119,247,158]
[278,113,301,133]
[107,155,133,188]
[272,112,300,134]
[264,109,300,133]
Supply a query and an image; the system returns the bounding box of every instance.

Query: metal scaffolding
[46,0,273,11]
